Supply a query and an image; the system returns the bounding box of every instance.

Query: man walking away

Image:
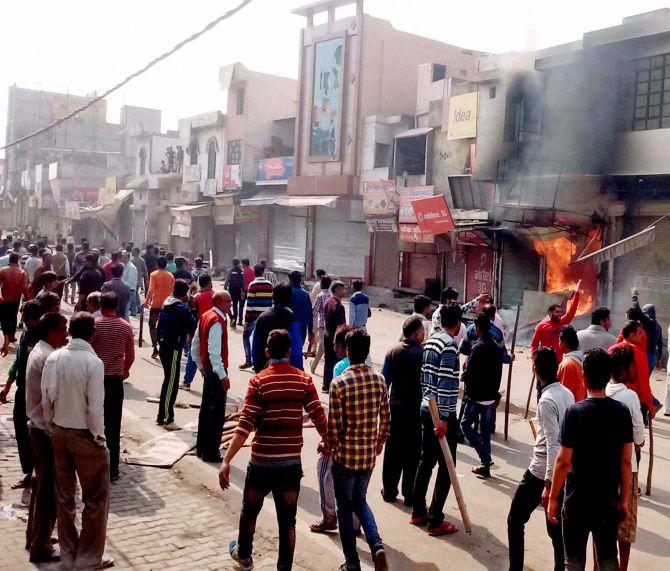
[239,265,273,370]
[130,247,149,307]
[41,312,113,570]
[91,292,135,481]
[410,295,432,338]
[0,301,44,488]
[606,346,646,571]
[531,281,581,361]
[310,276,332,374]
[461,313,504,479]
[225,258,245,328]
[381,315,424,506]
[101,263,131,320]
[252,283,304,373]
[411,304,462,536]
[507,348,573,571]
[52,243,70,299]
[288,270,313,351]
[145,256,175,359]
[241,258,254,292]
[259,259,277,286]
[181,274,215,391]
[310,269,327,304]
[193,291,232,462]
[221,329,328,571]
[328,330,390,571]
[577,307,617,352]
[323,281,347,392]
[70,254,103,312]
[25,312,68,563]
[142,244,158,275]
[191,257,208,291]
[120,252,139,317]
[348,279,371,330]
[173,257,192,283]
[0,252,29,350]
[156,280,197,428]
[557,326,586,403]
[547,348,633,571]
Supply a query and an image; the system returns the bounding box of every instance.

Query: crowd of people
[0,232,667,570]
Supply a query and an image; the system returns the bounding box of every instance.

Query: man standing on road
[225,258,245,329]
[239,264,273,370]
[51,243,70,299]
[120,252,139,317]
[156,280,197,428]
[577,307,617,352]
[191,257,208,292]
[507,348,574,571]
[142,244,158,275]
[348,279,371,330]
[181,274,215,391]
[310,269,327,304]
[130,247,149,309]
[221,329,328,571]
[606,346,646,571]
[328,329,390,571]
[323,281,347,392]
[0,252,29,351]
[410,295,433,338]
[41,312,113,570]
[24,312,68,563]
[241,258,254,292]
[557,325,586,403]
[547,348,633,571]
[381,315,424,506]
[411,303,462,536]
[193,290,232,462]
[91,292,135,481]
[259,259,277,286]
[70,254,103,312]
[145,256,175,359]
[288,270,313,351]
[530,280,581,361]
[101,263,131,321]
[310,275,332,374]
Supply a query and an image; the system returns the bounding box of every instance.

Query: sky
[2,0,669,153]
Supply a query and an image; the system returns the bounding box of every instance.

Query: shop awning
[115,188,134,202]
[170,203,211,217]
[126,177,148,190]
[394,127,433,139]
[240,189,284,206]
[277,195,339,207]
[574,226,656,264]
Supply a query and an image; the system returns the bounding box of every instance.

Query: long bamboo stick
[504,296,523,440]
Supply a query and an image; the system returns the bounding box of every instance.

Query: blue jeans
[183,342,198,385]
[129,290,140,316]
[332,461,383,570]
[242,321,254,365]
[460,401,495,465]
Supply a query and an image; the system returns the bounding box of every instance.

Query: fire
[533,234,599,316]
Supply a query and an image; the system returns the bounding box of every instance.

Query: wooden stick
[428,398,472,534]
[528,419,537,440]
[138,305,144,348]
[504,296,523,440]
[646,417,654,495]
[524,372,536,419]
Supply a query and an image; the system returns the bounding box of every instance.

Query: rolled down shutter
[314,200,367,278]
[501,234,540,307]
[270,206,308,272]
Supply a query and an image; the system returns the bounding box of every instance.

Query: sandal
[11,476,31,489]
[310,519,337,533]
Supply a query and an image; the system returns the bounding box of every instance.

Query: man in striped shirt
[91,292,135,482]
[239,264,273,369]
[411,303,463,536]
[220,329,327,571]
[310,276,332,374]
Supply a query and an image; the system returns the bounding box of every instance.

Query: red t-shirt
[194,289,214,317]
[243,267,254,291]
[608,341,653,412]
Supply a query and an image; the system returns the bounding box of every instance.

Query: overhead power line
[1,0,254,151]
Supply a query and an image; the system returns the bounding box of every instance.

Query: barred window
[227,139,241,165]
[620,53,670,131]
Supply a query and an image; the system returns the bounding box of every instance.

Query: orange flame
[533,234,599,316]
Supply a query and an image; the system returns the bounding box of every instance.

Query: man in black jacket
[224,258,245,328]
[460,313,503,479]
[156,279,198,427]
[381,315,425,506]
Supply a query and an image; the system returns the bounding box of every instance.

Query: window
[236,88,245,115]
[227,139,242,165]
[619,53,670,131]
[432,64,446,83]
[187,138,199,165]
[489,87,497,99]
[394,135,426,176]
[373,143,392,168]
[504,94,542,143]
[206,139,218,180]
[138,147,146,175]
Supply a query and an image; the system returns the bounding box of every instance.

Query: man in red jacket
[531,280,581,362]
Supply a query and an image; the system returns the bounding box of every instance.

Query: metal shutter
[270,206,308,272]
[500,234,541,308]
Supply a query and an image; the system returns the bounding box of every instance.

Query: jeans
[103,376,124,479]
[13,384,32,476]
[231,296,244,325]
[157,345,182,425]
[125,291,135,320]
[237,463,302,571]
[242,321,254,365]
[412,411,458,528]
[196,369,228,460]
[460,401,495,465]
[332,461,383,570]
[507,470,564,571]
[129,290,141,316]
[323,334,337,390]
[382,406,420,504]
[563,506,620,570]
[183,342,198,385]
[317,455,360,528]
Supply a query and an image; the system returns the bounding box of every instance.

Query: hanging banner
[399,186,434,223]
[363,180,397,233]
[411,194,455,235]
[256,157,293,185]
[222,165,242,190]
[171,212,191,238]
[399,223,435,244]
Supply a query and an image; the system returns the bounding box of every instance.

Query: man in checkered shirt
[327,329,390,571]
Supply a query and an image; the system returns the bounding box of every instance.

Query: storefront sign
[447,92,478,140]
[399,186,434,223]
[363,180,397,233]
[222,164,242,190]
[465,246,494,298]
[366,216,398,233]
[399,223,434,244]
[235,206,260,224]
[411,195,455,235]
[171,212,191,238]
[256,157,293,185]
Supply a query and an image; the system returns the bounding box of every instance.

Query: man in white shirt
[606,346,646,571]
[24,244,42,282]
[259,259,277,286]
[192,290,232,463]
[431,288,489,344]
[41,312,113,570]
[25,312,68,563]
[120,252,139,317]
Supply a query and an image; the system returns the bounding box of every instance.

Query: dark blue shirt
[290,285,313,333]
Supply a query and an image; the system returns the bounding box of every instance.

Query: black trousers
[322,334,336,390]
[382,406,420,504]
[1,300,20,339]
[507,469,564,571]
[103,376,124,479]
[562,506,619,570]
[13,385,32,476]
[231,296,244,325]
[411,411,458,527]
[196,369,228,460]
[157,345,182,425]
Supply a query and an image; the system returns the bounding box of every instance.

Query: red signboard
[411,195,455,235]
[399,223,434,244]
[465,246,494,298]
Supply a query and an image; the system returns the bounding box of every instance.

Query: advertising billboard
[256,157,294,185]
[222,164,242,190]
[309,37,344,160]
[447,92,478,140]
[411,195,456,235]
[399,186,434,223]
[363,180,397,233]
[399,223,434,244]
